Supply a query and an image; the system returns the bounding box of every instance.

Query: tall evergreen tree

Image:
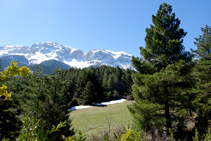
[39,73,74,141]
[132,3,191,73]
[128,3,193,138]
[16,66,45,116]
[0,96,22,140]
[191,25,211,135]
[82,81,96,104]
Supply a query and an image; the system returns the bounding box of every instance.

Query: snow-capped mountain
[0,42,133,70]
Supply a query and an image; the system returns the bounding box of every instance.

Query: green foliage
[129,61,195,135]
[0,96,22,140]
[81,81,96,104]
[5,66,75,140]
[192,25,211,60]
[5,66,44,117]
[0,61,31,140]
[113,129,147,141]
[36,73,74,140]
[192,128,200,141]
[128,3,193,140]
[17,105,66,141]
[61,131,86,141]
[132,2,191,73]
[190,25,211,136]
[0,61,31,99]
[57,65,134,104]
[203,128,211,141]
[3,63,134,140]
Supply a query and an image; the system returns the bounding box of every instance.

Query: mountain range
[0,42,134,72]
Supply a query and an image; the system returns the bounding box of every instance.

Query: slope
[28,59,70,74]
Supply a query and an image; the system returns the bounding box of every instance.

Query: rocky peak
[0,42,134,70]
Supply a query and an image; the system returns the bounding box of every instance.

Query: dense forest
[0,65,134,140]
[1,2,211,141]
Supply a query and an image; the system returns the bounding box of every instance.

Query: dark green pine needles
[128,3,194,140]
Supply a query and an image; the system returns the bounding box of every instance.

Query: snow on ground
[68,99,126,111]
[68,105,93,111]
[95,98,126,106]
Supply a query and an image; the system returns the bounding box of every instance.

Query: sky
[0,0,210,57]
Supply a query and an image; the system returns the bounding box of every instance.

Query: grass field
[69,100,134,136]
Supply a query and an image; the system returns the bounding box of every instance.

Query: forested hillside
[8,65,134,105]
[0,65,134,140]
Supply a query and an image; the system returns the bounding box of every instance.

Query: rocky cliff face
[0,42,133,70]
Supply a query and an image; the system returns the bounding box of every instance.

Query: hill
[28,59,70,74]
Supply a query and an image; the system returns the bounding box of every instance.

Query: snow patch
[68,99,126,111]
[28,52,51,64]
[68,105,93,111]
[63,59,91,68]
[96,99,126,106]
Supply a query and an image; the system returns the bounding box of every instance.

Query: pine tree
[192,25,211,60]
[0,95,22,140]
[38,73,74,141]
[128,3,193,138]
[191,25,211,135]
[132,3,191,73]
[16,66,45,116]
[122,69,134,97]
[82,81,96,104]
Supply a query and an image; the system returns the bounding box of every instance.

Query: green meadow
[69,100,134,136]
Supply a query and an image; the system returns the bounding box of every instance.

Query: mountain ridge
[0,42,134,70]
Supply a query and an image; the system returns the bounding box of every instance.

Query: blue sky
[0,0,210,57]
